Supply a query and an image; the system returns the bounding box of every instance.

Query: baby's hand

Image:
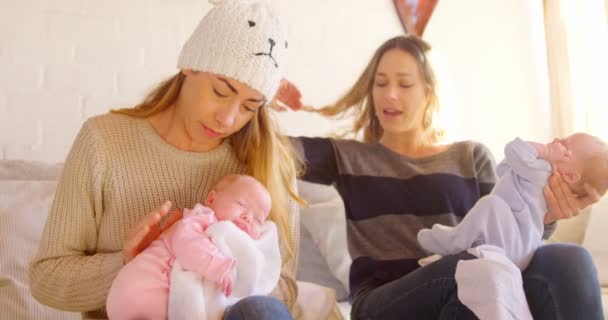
[219,265,236,296]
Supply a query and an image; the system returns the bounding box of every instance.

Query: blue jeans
[224,295,293,320]
[351,244,604,320]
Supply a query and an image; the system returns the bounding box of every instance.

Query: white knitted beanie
[177,0,287,100]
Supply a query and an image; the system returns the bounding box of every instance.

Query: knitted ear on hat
[177,0,288,100]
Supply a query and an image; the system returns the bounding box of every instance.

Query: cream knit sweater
[28,113,299,319]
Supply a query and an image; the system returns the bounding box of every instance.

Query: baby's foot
[417,224,456,255]
[418,254,442,267]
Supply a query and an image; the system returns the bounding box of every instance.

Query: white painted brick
[82,95,140,120]
[6,90,81,111]
[1,91,82,146]
[0,92,7,114]
[0,63,44,92]
[39,0,88,16]
[46,12,118,47]
[79,0,180,19]
[45,63,116,95]
[39,117,82,155]
[116,19,180,53]
[0,45,6,63]
[112,3,206,51]
[116,66,175,98]
[0,6,43,43]
[0,116,39,146]
[8,40,75,67]
[74,44,144,67]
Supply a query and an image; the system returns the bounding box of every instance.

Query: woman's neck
[148,106,220,152]
[379,130,446,158]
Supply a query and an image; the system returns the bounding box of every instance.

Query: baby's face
[208,178,271,239]
[548,133,604,168]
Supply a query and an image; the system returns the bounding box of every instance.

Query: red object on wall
[393,0,439,36]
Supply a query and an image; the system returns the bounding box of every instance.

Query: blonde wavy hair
[305,35,443,144]
[113,72,303,261]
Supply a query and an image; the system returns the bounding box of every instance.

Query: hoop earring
[423,106,432,128]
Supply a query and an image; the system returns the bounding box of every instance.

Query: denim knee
[224,295,293,320]
[524,243,603,320]
[525,243,598,286]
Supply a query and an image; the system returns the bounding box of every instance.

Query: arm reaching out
[270,78,303,111]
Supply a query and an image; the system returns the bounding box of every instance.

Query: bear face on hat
[178,0,288,100]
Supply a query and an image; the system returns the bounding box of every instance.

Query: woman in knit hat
[29,1,302,319]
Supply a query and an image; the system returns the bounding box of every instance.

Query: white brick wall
[0,0,213,162]
[0,0,550,163]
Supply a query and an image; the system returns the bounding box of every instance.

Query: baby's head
[547,133,608,197]
[205,174,271,239]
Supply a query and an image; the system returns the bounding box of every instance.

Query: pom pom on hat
[178,0,288,100]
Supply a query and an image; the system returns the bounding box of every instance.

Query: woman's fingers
[543,186,560,224]
[161,209,183,233]
[139,201,171,232]
[123,201,172,264]
[154,201,173,222]
[543,173,600,225]
[138,201,172,243]
[123,224,149,264]
[579,183,601,208]
[549,173,575,218]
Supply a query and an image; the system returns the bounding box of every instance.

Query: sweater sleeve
[28,119,124,312]
[291,137,340,185]
[502,138,552,185]
[500,139,556,239]
[170,214,235,283]
[472,142,498,197]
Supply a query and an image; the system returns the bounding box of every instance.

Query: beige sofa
[0,160,606,319]
[0,160,340,320]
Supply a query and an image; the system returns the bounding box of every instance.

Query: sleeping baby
[107,174,281,320]
[417,133,608,319]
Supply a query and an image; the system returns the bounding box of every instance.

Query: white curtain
[543,0,608,244]
[544,0,608,139]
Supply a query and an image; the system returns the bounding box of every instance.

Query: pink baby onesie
[106,206,235,320]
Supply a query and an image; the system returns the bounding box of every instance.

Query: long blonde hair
[306,35,443,144]
[113,72,303,260]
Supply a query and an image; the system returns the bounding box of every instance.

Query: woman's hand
[543,172,600,224]
[122,201,183,264]
[270,78,303,111]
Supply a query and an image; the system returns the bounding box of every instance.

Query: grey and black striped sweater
[294,137,556,300]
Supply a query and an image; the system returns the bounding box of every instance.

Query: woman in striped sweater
[276,35,604,319]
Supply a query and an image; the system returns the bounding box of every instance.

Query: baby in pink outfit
[106,174,274,320]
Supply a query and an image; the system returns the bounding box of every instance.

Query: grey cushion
[297,223,349,301]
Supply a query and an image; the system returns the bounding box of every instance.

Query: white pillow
[297,180,351,293]
[547,208,591,245]
[583,196,608,286]
[0,180,79,319]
